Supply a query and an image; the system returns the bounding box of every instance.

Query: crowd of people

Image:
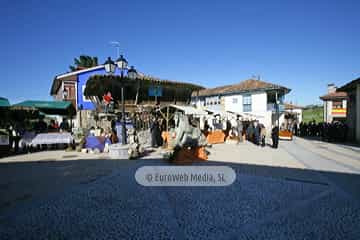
[221,118,280,149]
[298,120,348,142]
[244,121,280,148]
[2,116,71,154]
[1,109,351,157]
[243,121,267,147]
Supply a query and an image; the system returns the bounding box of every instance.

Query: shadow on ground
[0,157,359,239]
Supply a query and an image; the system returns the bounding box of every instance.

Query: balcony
[267,103,285,112]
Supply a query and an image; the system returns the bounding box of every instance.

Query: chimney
[327,83,337,93]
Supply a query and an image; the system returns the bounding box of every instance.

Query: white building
[191,79,291,135]
[282,103,303,129]
[320,84,348,123]
[338,78,360,143]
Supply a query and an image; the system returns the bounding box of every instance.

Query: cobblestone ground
[0,139,360,239]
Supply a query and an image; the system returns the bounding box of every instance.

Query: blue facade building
[51,65,129,111]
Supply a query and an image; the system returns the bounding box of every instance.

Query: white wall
[325,100,333,122]
[222,92,275,135]
[193,91,291,136]
[251,92,267,113]
[191,99,205,108]
[224,94,243,112]
[294,109,303,123]
[223,92,268,114]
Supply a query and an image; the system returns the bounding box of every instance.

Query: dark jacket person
[150,118,162,147]
[271,125,279,149]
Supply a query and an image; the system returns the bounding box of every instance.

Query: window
[82,85,91,102]
[333,101,342,109]
[243,94,252,112]
[232,98,238,104]
[64,86,75,99]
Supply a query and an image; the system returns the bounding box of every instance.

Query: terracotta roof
[319,91,348,101]
[191,79,291,97]
[284,103,304,110]
[50,66,204,96]
[138,74,204,89]
[337,77,360,92]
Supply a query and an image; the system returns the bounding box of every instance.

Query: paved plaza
[0,137,359,239]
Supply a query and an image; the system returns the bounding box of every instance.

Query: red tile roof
[191,79,290,97]
[319,91,348,101]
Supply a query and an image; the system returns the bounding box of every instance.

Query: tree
[69,55,98,71]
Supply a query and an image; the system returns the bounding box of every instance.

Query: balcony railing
[267,103,285,112]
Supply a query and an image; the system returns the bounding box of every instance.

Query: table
[31,133,74,146]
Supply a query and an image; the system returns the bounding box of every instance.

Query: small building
[50,64,203,128]
[320,84,348,123]
[50,65,107,111]
[191,79,291,134]
[282,103,303,128]
[338,78,360,143]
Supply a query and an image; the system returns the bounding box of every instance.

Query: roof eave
[320,96,348,101]
[50,77,60,95]
[55,65,104,80]
[194,86,291,98]
[338,78,360,92]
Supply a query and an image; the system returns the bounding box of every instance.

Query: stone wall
[137,129,151,147]
[76,110,112,131]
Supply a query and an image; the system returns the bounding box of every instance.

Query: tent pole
[166,106,169,131]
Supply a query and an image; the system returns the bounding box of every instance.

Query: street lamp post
[104,56,138,145]
[277,101,280,129]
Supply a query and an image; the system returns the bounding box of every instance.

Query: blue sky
[0,0,359,106]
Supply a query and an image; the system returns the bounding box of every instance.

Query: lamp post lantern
[116,55,128,69]
[127,66,137,80]
[104,57,116,74]
[104,55,138,145]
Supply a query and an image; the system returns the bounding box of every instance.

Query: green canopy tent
[0,97,11,129]
[0,97,10,107]
[12,100,75,116]
[0,97,42,127]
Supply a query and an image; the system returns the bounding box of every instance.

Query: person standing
[271,125,279,149]
[236,117,243,142]
[150,117,161,148]
[260,124,266,147]
[254,121,260,145]
[150,117,157,147]
[246,123,254,143]
[156,118,164,147]
[294,121,298,136]
[60,118,69,132]
[37,117,48,133]
[110,129,119,144]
